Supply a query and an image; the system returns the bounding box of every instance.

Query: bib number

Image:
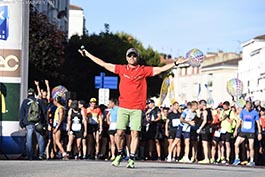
[214,130,221,137]
[109,122,117,130]
[172,119,180,127]
[89,116,98,124]
[242,121,252,130]
[72,123,81,131]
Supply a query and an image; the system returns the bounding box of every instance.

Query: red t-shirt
[260,116,265,129]
[86,107,102,124]
[115,64,153,110]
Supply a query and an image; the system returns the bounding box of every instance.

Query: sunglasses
[127,53,138,58]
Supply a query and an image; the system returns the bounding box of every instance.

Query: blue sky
[70,0,265,57]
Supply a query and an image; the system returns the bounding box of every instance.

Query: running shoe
[248,161,255,167]
[232,159,241,166]
[179,157,192,163]
[210,158,215,164]
[110,156,116,161]
[240,161,248,165]
[166,156,172,162]
[127,159,135,168]
[112,155,122,167]
[221,157,226,164]
[198,159,210,164]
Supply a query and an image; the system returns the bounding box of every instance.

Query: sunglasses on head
[127,53,137,58]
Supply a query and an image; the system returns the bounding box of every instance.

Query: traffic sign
[95,72,118,89]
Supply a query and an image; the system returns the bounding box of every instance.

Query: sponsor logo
[0,49,21,77]
[0,5,8,40]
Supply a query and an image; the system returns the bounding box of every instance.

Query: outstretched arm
[78,48,115,73]
[153,57,188,76]
[45,80,51,102]
[34,80,41,98]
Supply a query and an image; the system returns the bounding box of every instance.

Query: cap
[28,88,35,95]
[146,99,155,104]
[223,101,230,106]
[90,98,97,103]
[180,104,187,109]
[126,48,139,57]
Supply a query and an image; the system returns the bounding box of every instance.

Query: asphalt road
[0,160,264,177]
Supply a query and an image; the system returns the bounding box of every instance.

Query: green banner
[0,82,20,121]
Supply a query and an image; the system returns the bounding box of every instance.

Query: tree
[28,7,66,88]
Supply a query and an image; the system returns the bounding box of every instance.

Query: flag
[197,83,201,100]
[168,79,176,105]
[158,76,170,106]
[205,84,214,105]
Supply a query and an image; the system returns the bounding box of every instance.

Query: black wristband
[174,61,179,67]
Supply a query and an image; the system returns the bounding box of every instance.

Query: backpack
[27,98,41,123]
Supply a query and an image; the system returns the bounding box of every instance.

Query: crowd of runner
[19,80,265,167]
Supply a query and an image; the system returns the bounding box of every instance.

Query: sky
[70,0,265,57]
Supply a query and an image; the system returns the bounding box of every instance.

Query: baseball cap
[90,98,97,103]
[146,99,155,104]
[28,88,35,96]
[126,48,139,57]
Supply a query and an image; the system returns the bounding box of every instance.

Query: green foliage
[28,8,66,87]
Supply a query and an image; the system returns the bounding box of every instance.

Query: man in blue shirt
[178,101,198,163]
[19,88,46,160]
[233,101,262,167]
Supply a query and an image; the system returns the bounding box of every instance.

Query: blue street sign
[95,72,118,89]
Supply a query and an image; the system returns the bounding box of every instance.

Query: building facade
[160,51,242,106]
[68,4,85,38]
[31,0,69,35]
[238,35,265,101]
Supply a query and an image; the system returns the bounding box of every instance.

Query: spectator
[19,88,46,160]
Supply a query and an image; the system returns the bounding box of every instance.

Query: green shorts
[116,107,142,131]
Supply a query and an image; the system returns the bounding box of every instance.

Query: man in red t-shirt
[79,47,186,168]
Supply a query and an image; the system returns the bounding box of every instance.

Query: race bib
[214,130,221,138]
[89,116,98,124]
[172,119,180,127]
[220,128,226,134]
[109,122,117,130]
[72,123,81,131]
[242,121,252,130]
[182,124,191,132]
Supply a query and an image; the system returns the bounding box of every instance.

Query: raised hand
[44,80,49,86]
[175,56,189,65]
[34,80,39,86]
[78,45,88,57]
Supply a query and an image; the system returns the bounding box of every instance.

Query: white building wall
[171,65,238,106]
[68,8,84,38]
[238,37,265,101]
[201,68,238,105]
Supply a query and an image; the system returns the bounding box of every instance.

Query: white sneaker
[167,156,172,162]
[180,157,192,163]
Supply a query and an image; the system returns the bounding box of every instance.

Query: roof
[254,35,265,40]
[70,4,83,10]
[201,58,241,69]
